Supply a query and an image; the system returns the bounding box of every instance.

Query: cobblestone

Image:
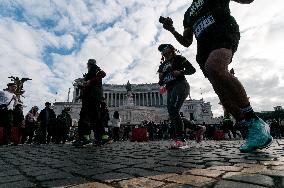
[223,174,274,187]
[0,140,284,187]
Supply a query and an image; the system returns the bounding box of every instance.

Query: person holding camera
[159,0,272,152]
[73,59,106,147]
[158,44,196,149]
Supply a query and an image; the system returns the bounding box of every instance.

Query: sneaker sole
[74,144,93,148]
[239,137,273,153]
[170,145,189,150]
[257,137,273,150]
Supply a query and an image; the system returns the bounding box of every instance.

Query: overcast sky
[0,0,283,116]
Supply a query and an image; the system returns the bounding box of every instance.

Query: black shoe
[72,139,82,146]
[73,139,91,147]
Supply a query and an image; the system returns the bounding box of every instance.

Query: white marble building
[53,80,220,125]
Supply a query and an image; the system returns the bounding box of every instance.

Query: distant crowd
[0,82,283,146]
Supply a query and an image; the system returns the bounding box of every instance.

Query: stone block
[208,165,243,172]
[185,169,224,178]
[0,175,26,184]
[118,177,164,188]
[166,174,214,187]
[214,180,267,188]
[0,180,35,188]
[224,174,274,187]
[91,172,134,182]
[259,170,284,177]
[148,173,178,181]
[67,182,114,188]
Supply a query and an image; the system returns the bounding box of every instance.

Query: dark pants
[0,109,13,144]
[40,124,53,144]
[113,127,120,141]
[25,122,36,144]
[78,97,104,142]
[167,80,189,139]
[54,125,69,144]
[122,128,130,140]
[20,127,27,144]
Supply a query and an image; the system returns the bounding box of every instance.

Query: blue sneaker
[239,118,273,153]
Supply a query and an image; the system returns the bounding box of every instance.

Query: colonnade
[103,92,164,107]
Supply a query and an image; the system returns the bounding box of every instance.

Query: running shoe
[239,118,273,153]
[72,138,92,147]
[170,139,188,149]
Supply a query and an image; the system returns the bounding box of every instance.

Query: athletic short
[196,30,240,77]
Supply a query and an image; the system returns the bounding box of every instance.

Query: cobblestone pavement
[1,140,284,188]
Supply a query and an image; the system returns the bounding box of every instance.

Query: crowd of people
[0,85,125,146]
[0,79,280,147]
[0,96,73,145]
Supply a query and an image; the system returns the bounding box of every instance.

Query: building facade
[53,80,219,125]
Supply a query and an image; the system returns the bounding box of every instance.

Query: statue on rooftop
[126,80,132,92]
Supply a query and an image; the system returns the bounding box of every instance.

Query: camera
[159,16,166,24]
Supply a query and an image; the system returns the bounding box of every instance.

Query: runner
[160,0,272,152]
[157,44,196,149]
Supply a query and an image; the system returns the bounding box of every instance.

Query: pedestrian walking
[55,108,72,144]
[38,102,56,144]
[112,111,121,142]
[22,106,39,144]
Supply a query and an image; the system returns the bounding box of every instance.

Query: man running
[160,0,272,152]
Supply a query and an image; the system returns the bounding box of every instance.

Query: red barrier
[11,127,20,145]
[131,128,149,142]
[213,130,225,140]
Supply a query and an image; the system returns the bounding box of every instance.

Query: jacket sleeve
[181,56,196,75]
[38,110,43,122]
[89,69,106,85]
[231,0,254,4]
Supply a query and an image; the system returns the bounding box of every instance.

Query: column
[146,92,149,106]
[119,93,122,106]
[122,93,125,105]
[157,92,159,106]
[154,92,157,106]
[149,93,151,106]
[138,93,141,106]
[141,93,144,106]
[112,93,115,107]
[115,93,117,107]
[116,93,118,107]
[151,92,154,106]
[109,93,112,107]
[109,93,111,107]
[106,92,109,106]
[116,93,120,106]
